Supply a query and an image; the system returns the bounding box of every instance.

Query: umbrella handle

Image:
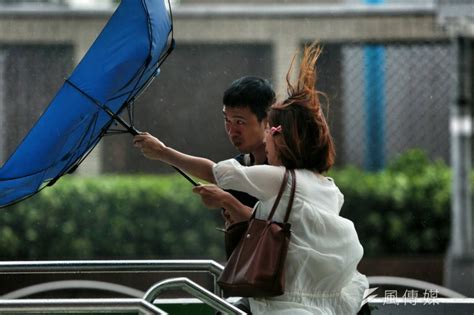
[129,125,200,187]
[171,166,200,187]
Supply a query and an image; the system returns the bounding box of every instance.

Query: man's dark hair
[223,76,275,121]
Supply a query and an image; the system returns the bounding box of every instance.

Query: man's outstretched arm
[133,132,216,183]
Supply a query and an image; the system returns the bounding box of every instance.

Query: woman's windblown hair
[269,43,335,172]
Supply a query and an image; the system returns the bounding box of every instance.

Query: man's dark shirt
[225,153,266,208]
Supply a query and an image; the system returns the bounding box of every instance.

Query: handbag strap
[267,169,296,223]
[283,169,296,223]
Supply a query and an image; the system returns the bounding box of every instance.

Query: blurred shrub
[0,175,224,260]
[0,150,454,259]
[332,149,451,257]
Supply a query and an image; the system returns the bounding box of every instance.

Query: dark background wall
[1,44,73,165]
[101,43,273,174]
[0,41,454,174]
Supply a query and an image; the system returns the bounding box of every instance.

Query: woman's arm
[213,159,285,201]
[133,132,216,183]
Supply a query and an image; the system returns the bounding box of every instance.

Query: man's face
[223,106,266,154]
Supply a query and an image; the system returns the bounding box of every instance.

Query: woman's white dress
[213,159,368,315]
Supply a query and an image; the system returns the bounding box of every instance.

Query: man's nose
[227,125,239,135]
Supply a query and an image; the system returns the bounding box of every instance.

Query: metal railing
[144,277,245,315]
[0,260,238,314]
[0,259,225,296]
[0,298,166,314]
[0,259,224,274]
[0,277,245,315]
[367,297,474,314]
[1,280,145,299]
[1,260,474,314]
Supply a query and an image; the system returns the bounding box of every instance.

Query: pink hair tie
[270,125,282,135]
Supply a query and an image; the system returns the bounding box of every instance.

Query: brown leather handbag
[224,219,248,259]
[217,169,296,297]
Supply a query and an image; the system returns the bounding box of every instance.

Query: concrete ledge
[0,3,436,18]
[174,4,436,19]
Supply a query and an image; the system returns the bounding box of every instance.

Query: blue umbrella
[0,0,193,208]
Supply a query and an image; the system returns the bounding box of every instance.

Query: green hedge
[333,149,451,256]
[0,150,454,260]
[0,175,225,260]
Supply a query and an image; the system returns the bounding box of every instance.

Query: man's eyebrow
[233,115,247,120]
[222,112,247,120]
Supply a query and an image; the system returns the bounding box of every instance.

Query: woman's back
[214,161,368,314]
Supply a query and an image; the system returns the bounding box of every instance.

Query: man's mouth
[231,138,242,146]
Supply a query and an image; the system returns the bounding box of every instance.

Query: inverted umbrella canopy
[0,0,175,208]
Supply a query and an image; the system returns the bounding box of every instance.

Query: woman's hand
[193,184,252,226]
[192,184,229,209]
[133,132,166,160]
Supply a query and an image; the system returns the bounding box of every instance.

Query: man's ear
[260,117,268,128]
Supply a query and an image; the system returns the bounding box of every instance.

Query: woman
[134,43,368,314]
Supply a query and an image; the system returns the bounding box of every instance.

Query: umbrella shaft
[114,116,199,186]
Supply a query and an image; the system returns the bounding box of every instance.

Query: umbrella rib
[46,112,99,186]
[128,101,134,126]
[106,0,175,123]
[65,79,138,135]
[64,80,199,187]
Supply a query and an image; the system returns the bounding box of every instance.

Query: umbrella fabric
[0,0,174,208]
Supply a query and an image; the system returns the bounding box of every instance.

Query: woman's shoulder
[294,169,344,209]
[295,169,338,186]
[217,158,277,169]
[216,159,285,177]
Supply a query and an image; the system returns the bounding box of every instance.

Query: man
[194,76,275,225]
